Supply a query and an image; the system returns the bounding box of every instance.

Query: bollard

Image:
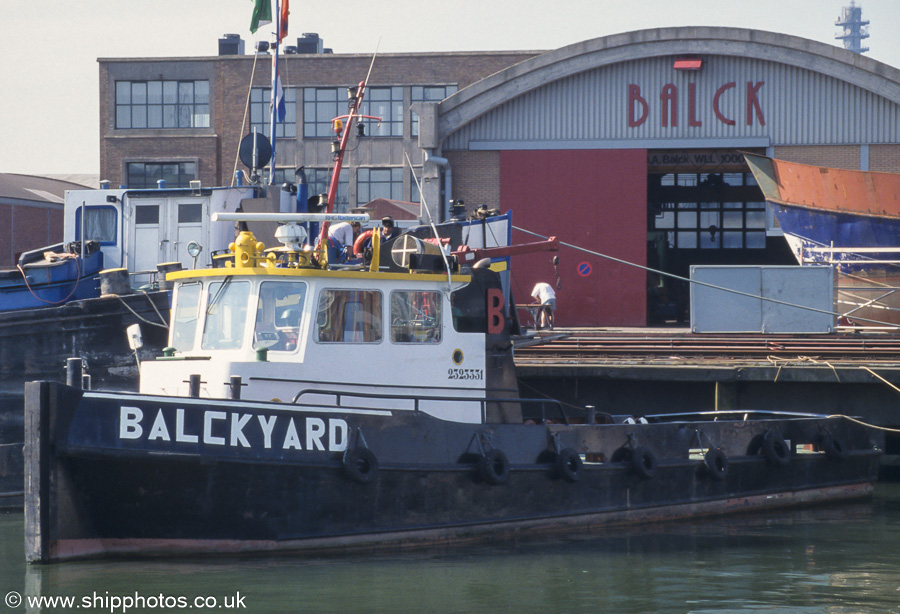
[66,358,83,389]
[187,374,201,398]
[229,376,245,400]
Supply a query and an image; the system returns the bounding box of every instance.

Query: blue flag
[275,74,286,123]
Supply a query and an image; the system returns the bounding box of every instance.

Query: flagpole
[268,0,280,186]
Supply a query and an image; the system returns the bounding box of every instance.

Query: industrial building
[0,175,94,268]
[98,27,900,327]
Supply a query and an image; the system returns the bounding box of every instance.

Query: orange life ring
[353,230,373,256]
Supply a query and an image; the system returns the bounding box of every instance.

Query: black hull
[0,290,170,393]
[49,457,875,560]
[26,382,882,562]
[0,292,170,506]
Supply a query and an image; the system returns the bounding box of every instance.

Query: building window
[316,289,382,343]
[357,168,403,204]
[650,172,767,249]
[115,80,209,129]
[304,87,343,138]
[127,162,197,189]
[304,86,403,138]
[390,291,441,343]
[359,87,404,137]
[410,171,421,203]
[306,168,350,211]
[411,85,457,136]
[250,87,297,138]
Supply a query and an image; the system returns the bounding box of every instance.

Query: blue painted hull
[772,204,900,325]
[773,204,900,272]
[0,250,104,312]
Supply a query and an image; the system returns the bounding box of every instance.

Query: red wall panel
[500,149,648,327]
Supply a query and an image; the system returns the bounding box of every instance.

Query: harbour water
[1,484,898,613]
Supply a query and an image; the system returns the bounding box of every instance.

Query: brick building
[99,27,900,326]
[0,175,93,268]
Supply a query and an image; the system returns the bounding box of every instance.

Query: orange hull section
[745,154,900,220]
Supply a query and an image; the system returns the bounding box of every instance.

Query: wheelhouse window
[316,289,382,343]
[250,87,297,138]
[202,280,251,350]
[253,281,307,352]
[115,80,209,129]
[171,282,202,351]
[75,206,117,244]
[390,291,441,343]
[127,162,197,189]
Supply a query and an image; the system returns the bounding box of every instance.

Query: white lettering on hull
[117,406,349,453]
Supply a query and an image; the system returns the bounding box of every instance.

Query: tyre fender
[479,448,510,485]
[555,448,583,483]
[343,447,378,484]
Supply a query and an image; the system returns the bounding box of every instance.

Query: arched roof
[437,27,900,148]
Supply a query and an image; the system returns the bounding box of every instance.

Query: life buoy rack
[704,447,729,481]
[352,230,373,256]
[343,447,378,484]
[555,448,583,483]
[762,430,791,467]
[479,448,510,485]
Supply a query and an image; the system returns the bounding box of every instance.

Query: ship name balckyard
[119,406,349,452]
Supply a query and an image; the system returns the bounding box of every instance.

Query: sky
[2,0,898,177]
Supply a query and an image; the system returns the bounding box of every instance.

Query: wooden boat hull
[25,382,882,562]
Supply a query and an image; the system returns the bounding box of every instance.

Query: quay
[515,328,900,477]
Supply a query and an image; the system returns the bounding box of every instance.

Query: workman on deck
[325,221,361,262]
[531,282,556,330]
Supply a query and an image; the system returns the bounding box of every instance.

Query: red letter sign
[688,83,702,127]
[746,81,766,126]
[628,84,649,127]
[486,288,505,334]
[660,84,677,127]
[713,82,736,126]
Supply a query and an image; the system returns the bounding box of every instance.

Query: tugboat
[24,205,883,561]
[24,57,882,565]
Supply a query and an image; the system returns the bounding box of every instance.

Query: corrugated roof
[0,174,94,206]
[356,198,421,221]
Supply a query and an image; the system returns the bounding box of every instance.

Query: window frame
[390,290,442,344]
[315,288,383,344]
[115,79,210,129]
[74,205,118,245]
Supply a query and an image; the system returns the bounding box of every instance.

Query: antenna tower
[835,1,870,54]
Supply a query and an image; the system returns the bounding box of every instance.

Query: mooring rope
[513,225,900,329]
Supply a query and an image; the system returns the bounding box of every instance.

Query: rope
[115,294,168,329]
[513,225,900,329]
[16,253,83,306]
[860,366,900,395]
[827,413,900,434]
[231,48,263,186]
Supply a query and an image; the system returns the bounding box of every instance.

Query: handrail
[291,387,568,424]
